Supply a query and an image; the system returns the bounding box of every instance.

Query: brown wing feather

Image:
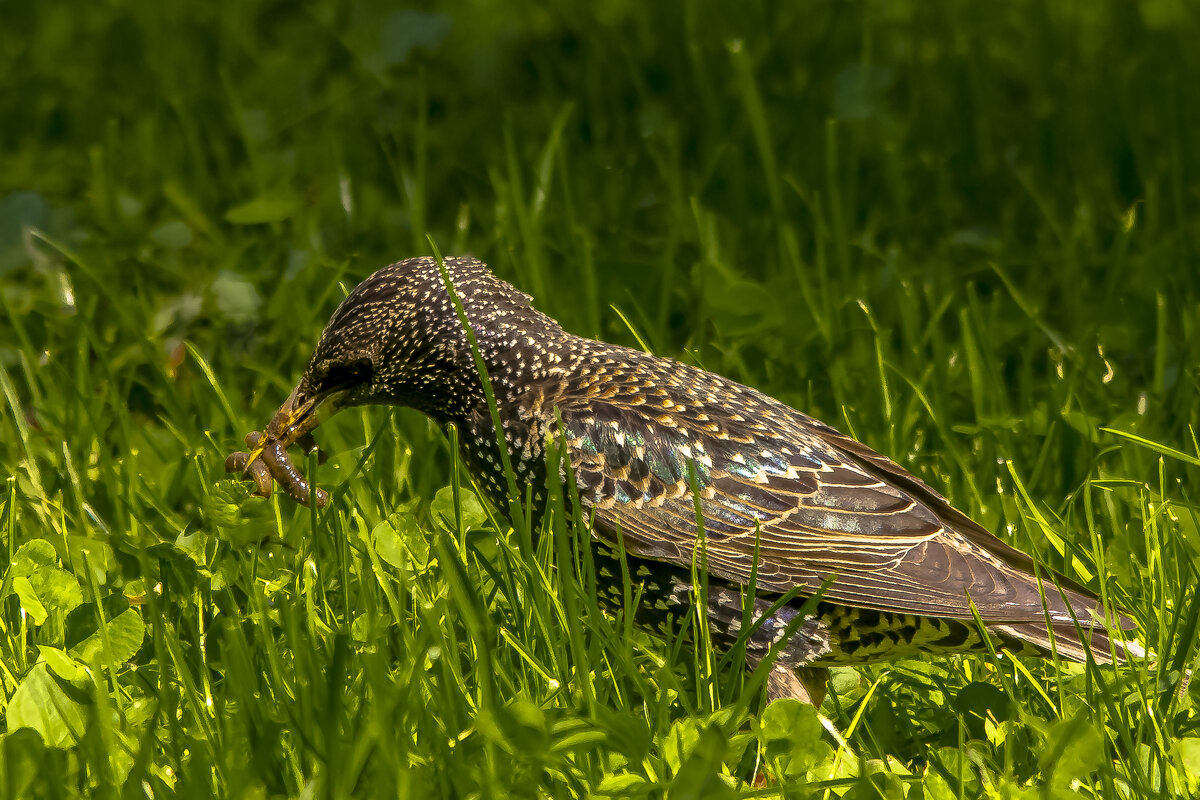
[553,357,1124,628]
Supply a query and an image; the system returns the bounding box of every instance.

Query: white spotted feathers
[288,256,1137,667]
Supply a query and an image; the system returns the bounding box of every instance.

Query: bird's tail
[990,619,1146,665]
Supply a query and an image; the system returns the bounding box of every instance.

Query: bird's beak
[245,384,348,462]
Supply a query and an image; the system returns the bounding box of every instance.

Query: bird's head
[261,256,551,449]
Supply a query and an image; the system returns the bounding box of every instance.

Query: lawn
[2,1,1200,797]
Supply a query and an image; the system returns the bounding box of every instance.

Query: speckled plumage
[232,256,1137,695]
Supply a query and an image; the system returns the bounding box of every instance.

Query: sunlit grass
[3,0,1200,797]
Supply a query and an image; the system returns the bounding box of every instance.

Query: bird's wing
[555,386,1112,626]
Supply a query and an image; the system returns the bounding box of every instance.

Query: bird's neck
[468,316,580,407]
[435,321,584,503]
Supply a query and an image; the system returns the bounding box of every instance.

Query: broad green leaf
[207,482,279,551]
[12,577,47,625]
[666,723,732,800]
[955,681,1013,720]
[662,717,703,775]
[205,478,255,527]
[759,699,832,776]
[70,607,145,668]
[431,485,488,532]
[7,663,86,749]
[371,512,435,575]
[10,539,56,576]
[827,666,864,707]
[26,567,83,618]
[955,680,1015,741]
[8,540,83,618]
[65,595,130,651]
[465,527,501,566]
[38,646,87,684]
[595,773,649,796]
[371,518,408,571]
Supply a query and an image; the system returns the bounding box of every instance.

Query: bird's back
[485,335,1134,665]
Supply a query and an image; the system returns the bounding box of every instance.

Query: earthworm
[224,448,274,497]
[245,431,329,508]
[264,438,329,507]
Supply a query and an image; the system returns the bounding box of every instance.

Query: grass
[2,0,1200,796]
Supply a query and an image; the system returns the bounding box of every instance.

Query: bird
[226,255,1138,703]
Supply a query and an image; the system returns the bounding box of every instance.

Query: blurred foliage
[1,0,1199,797]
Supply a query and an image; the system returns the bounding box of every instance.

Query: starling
[227,256,1137,702]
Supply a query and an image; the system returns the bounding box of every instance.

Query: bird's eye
[319,357,374,390]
